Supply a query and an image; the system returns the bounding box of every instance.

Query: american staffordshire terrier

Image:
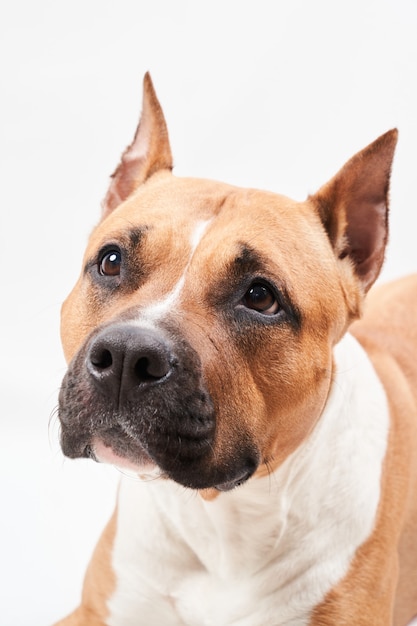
[56,73,417,625]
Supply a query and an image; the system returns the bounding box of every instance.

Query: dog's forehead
[89,173,328,261]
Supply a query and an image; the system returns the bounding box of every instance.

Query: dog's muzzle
[58,323,258,490]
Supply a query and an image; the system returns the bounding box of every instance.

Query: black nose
[86,324,173,402]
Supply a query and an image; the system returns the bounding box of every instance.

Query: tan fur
[56,75,416,625]
[55,509,117,626]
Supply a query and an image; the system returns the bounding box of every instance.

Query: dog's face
[58,74,397,493]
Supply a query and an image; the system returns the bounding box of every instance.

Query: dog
[55,73,417,625]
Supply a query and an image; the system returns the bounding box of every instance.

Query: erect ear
[102,72,173,217]
[311,129,398,293]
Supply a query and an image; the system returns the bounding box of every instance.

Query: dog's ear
[311,129,398,293]
[102,73,173,217]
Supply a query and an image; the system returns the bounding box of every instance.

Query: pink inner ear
[101,118,151,216]
[343,200,388,289]
[101,73,173,218]
[105,143,148,215]
[313,129,397,293]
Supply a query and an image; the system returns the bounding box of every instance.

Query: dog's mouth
[62,417,257,491]
[81,435,256,492]
[60,416,217,487]
[60,400,259,491]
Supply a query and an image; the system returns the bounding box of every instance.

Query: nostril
[90,347,113,370]
[134,354,171,382]
[134,357,154,382]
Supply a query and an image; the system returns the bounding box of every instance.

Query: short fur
[56,74,417,625]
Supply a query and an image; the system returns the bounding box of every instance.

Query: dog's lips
[215,468,255,492]
[87,436,256,491]
[89,437,157,474]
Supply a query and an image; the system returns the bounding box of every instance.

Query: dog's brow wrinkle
[215,195,229,212]
[234,243,267,271]
[127,226,148,249]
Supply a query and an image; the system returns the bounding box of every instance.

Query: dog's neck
[113,334,389,625]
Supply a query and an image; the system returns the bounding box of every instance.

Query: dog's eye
[99,249,122,277]
[242,283,280,315]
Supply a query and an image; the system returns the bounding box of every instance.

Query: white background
[1,1,417,624]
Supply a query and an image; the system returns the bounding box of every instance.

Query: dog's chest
[107,335,390,626]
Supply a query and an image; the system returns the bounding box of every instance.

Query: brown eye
[242,283,280,315]
[99,249,122,276]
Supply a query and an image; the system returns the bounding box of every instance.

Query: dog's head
[59,74,397,494]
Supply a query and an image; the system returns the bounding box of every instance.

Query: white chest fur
[107,334,390,626]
